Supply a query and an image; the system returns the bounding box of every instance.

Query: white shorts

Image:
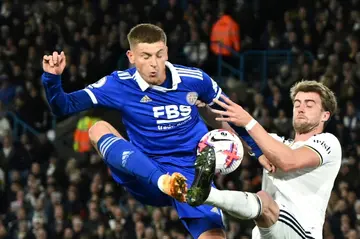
[251,203,317,239]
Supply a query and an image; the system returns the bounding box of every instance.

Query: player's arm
[211,95,340,172]
[42,72,93,116]
[244,122,340,172]
[42,52,122,116]
[195,71,264,159]
[41,52,93,116]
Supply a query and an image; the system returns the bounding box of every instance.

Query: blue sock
[97,134,164,186]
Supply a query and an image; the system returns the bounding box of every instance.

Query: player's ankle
[204,187,219,205]
[157,174,167,193]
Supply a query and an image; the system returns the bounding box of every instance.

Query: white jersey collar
[134,61,181,92]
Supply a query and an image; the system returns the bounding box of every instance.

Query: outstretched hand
[211,95,253,127]
[42,51,66,75]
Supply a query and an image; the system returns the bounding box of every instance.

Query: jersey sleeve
[304,133,342,165]
[195,71,222,105]
[269,133,285,142]
[84,71,125,109]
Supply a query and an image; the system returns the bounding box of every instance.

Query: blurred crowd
[0,0,360,238]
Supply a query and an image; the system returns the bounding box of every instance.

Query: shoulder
[87,69,136,90]
[112,68,136,81]
[172,64,205,81]
[304,132,342,165]
[306,133,341,154]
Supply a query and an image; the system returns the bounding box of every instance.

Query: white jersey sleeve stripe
[208,88,222,106]
[83,89,98,104]
[303,145,323,165]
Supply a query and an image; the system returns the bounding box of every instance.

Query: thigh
[182,217,225,239]
[100,136,171,207]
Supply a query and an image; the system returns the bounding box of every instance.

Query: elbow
[275,154,297,172]
[277,163,294,172]
[48,103,68,117]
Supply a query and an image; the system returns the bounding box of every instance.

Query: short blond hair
[290,80,337,117]
[127,23,167,48]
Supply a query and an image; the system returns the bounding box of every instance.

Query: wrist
[42,72,61,84]
[245,118,257,131]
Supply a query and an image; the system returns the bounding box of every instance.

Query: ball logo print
[197,129,244,175]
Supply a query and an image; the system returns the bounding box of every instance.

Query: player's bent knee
[255,191,279,228]
[88,121,118,145]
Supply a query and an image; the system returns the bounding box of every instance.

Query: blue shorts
[99,135,225,238]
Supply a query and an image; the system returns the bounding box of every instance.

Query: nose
[298,103,306,112]
[150,56,157,68]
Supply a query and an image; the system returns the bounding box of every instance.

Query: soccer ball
[197,129,244,175]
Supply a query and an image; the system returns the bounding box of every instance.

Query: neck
[294,127,323,142]
[156,70,167,85]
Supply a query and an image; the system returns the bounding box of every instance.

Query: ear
[164,46,169,61]
[126,50,135,64]
[322,111,330,122]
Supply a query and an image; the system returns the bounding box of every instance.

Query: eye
[306,102,315,108]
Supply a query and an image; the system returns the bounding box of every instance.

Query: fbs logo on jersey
[153,105,192,130]
[140,95,152,103]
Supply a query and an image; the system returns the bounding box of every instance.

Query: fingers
[195,100,206,108]
[270,165,276,173]
[259,155,273,172]
[43,55,50,63]
[213,98,230,110]
[215,117,232,122]
[52,51,59,65]
[60,51,66,64]
[219,94,235,106]
[260,160,272,172]
[211,108,231,116]
[43,51,66,67]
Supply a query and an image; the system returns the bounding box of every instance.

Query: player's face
[127,41,168,85]
[292,91,330,134]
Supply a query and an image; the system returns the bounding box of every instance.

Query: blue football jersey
[83,61,222,159]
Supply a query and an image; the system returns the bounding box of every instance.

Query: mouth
[149,72,157,77]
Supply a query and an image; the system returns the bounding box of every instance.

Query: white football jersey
[262,132,342,238]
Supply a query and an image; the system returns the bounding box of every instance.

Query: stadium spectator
[0,0,359,238]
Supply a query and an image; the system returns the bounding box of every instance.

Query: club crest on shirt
[186,92,198,105]
[89,77,107,88]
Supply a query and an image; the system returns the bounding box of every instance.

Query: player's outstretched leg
[185,144,265,220]
[88,121,187,202]
[186,145,216,206]
[184,145,291,236]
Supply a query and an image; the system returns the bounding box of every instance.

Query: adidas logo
[140,95,152,103]
[122,151,134,167]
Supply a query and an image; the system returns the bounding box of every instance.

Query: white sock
[157,174,167,193]
[205,188,262,220]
